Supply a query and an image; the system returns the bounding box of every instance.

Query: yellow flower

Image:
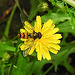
[20,16,62,61]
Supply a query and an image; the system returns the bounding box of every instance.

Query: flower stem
[62,0,75,8]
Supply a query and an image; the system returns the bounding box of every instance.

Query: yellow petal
[20,44,25,50]
[40,43,45,59]
[42,34,62,41]
[24,21,33,33]
[20,39,33,50]
[20,44,31,50]
[39,43,51,60]
[43,45,51,60]
[24,38,34,44]
[48,47,58,54]
[21,38,27,41]
[28,43,35,55]
[27,39,37,55]
[37,51,42,61]
[41,19,53,34]
[34,16,41,32]
[51,39,60,44]
[20,38,34,50]
[43,28,59,36]
[36,16,41,31]
[35,41,40,52]
[45,50,51,60]
[48,43,61,50]
[44,39,60,44]
[36,43,42,61]
[50,24,55,30]
[35,42,39,52]
[42,46,51,60]
[34,22,38,32]
[20,29,26,33]
[51,34,62,39]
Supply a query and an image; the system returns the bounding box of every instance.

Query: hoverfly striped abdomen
[18,31,42,39]
[18,33,28,39]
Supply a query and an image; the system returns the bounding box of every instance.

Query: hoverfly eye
[38,32,42,39]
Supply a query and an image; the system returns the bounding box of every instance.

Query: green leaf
[52,43,75,73]
[0,50,4,58]
[31,12,70,26]
[26,59,51,75]
[41,12,70,24]
[28,0,39,20]
[61,43,75,57]
[57,21,75,33]
[0,42,16,52]
[48,0,67,12]
[11,53,26,75]
[63,61,74,74]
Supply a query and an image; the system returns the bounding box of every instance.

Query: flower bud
[38,2,48,12]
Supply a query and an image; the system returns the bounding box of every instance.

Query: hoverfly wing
[23,41,34,57]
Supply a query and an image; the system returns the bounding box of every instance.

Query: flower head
[19,16,62,61]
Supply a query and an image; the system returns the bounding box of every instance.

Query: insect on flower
[18,23,42,57]
[18,30,42,40]
[18,16,62,61]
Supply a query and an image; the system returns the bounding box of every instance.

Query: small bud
[38,2,48,12]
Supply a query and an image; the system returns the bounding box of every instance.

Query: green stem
[62,0,75,8]
[1,66,4,75]
[8,38,20,75]
[0,30,8,39]
[15,0,23,13]
[43,65,54,75]
[2,4,17,40]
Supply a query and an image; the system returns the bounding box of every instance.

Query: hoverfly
[18,30,42,40]
[18,15,42,57]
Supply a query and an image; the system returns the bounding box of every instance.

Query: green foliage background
[0,0,75,75]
